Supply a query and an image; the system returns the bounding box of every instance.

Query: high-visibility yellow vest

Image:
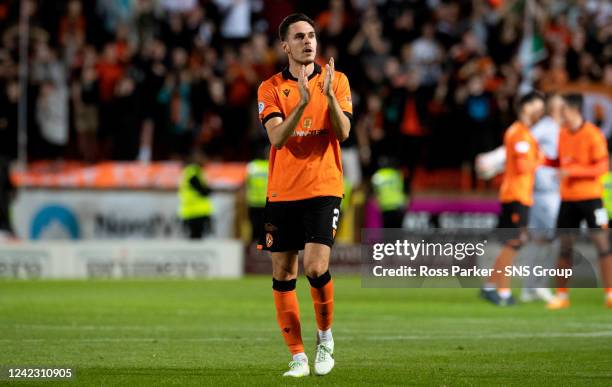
[602,172,612,218]
[178,164,213,220]
[342,178,351,211]
[372,168,406,211]
[246,159,268,208]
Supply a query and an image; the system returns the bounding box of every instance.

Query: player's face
[561,104,581,129]
[529,99,545,125]
[547,95,564,123]
[523,99,544,126]
[283,21,317,65]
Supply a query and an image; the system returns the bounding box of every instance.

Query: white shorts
[528,191,560,239]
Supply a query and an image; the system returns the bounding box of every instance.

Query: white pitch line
[9,320,606,333]
[362,331,612,340]
[10,324,172,331]
[1,331,611,343]
[7,324,269,332]
[0,337,271,343]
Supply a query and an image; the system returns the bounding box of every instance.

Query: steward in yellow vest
[372,167,406,228]
[246,159,269,242]
[178,154,213,239]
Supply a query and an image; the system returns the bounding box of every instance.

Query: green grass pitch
[1,277,611,386]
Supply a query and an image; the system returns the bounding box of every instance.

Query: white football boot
[314,339,334,376]
[282,358,310,377]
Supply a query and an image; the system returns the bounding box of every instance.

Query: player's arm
[564,133,609,178]
[542,157,560,168]
[323,58,351,142]
[475,146,506,179]
[189,175,211,196]
[563,158,608,178]
[263,66,310,149]
[512,138,539,174]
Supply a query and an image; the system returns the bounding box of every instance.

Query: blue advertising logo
[31,204,80,240]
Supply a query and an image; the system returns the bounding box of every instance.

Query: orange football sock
[273,289,304,355]
[310,280,334,331]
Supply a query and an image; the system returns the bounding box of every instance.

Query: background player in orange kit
[545,93,612,309]
[257,13,352,377]
[480,91,545,306]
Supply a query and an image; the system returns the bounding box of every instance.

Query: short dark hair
[563,93,583,112]
[515,90,545,113]
[278,13,315,41]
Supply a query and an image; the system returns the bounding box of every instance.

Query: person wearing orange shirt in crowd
[257,13,352,378]
[480,91,545,306]
[546,93,612,309]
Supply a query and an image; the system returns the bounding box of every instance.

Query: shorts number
[594,208,608,226]
[332,208,340,230]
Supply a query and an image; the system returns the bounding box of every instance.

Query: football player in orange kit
[257,13,352,376]
[480,91,545,306]
[545,93,612,309]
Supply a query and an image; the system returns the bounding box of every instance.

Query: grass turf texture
[0,277,611,386]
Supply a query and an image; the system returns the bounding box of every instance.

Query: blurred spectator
[158,67,193,158]
[59,0,86,67]
[161,11,192,49]
[214,0,261,44]
[349,4,388,55]
[161,0,198,14]
[409,23,443,87]
[31,42,65,86]
[193,77,228,159]
[387,71,430,192]
[134,0,160,48]
[0,79,19,160]
[2,0,49,53]
[0,0,608,184]
[316,0,351,50]
[31,42,69,159]
[456,74,498,188]
[96,0,135,39]
[386,8,418,56]
[96,42,124,159]
[356,93,388,178]
[113,74,142,160]
[72,45,99,163]
[36,78,69,159]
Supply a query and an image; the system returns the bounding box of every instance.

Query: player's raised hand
[298,65,310,107]
[323,57,335,98]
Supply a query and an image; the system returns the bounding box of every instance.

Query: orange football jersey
[257,63,353,202]
[499,121,540,206]
[558,121,609,201]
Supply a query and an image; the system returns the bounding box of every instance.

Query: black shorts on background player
[497,201,529,245]
[260,196,341,252]
[498,201,530,228]
[557,198,608,229]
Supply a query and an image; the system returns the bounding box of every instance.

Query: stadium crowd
[0,0,611,187]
